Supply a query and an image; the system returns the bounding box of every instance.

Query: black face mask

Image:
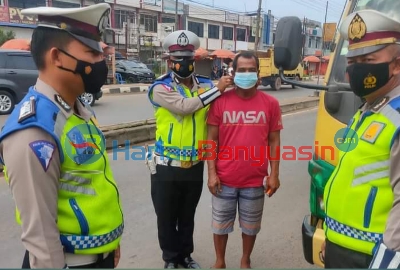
[346,60,396,97]
[57,49,108,94]
[171,58,195,78]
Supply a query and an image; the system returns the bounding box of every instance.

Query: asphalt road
[0,86,316,127]
[0,108,318,269]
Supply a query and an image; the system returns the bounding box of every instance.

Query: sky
[182,0,348,24]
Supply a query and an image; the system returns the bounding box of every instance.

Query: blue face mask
[234,72,258,89]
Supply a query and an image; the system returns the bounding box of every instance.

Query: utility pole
[175,0,178,31]
[317,0,328,87]
[136,12,141,59]
[254,0,263,52]
[302,16,306,60]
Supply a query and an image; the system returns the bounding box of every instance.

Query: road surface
[0,108,319,269]
[0,86,316,127]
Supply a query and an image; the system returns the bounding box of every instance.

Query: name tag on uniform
[361,121,386,144]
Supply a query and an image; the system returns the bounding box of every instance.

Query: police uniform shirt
[337,8,400,255]
[152,72,214,115]
[361,85,400,252]
[0,78,97,268]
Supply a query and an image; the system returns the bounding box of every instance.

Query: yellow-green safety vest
[323,97,400,255]
[0,87,124,255]
[148,73,214,161]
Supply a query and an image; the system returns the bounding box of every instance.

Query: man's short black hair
[31,27,74,70]
[232,51,260,72]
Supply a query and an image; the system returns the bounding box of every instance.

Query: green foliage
[0,29,16,46]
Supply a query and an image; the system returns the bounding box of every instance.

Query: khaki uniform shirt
[152,73,216,115]
[0,79,98,268]
[358,85,400,252]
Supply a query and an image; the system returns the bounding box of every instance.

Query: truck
[257,49,304,91]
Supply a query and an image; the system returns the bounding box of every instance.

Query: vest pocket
[364,186,378,228]
[168,123,174,144]
[69,198,89,235]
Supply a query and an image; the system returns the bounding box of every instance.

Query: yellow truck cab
[271,0,400,268]
[257,49,304,90]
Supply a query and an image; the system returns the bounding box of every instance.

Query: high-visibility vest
[148,73,214,161]
[323,97,400,255]
[0,87,124,255]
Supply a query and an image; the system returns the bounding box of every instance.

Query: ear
[393,57,400,75]
[49,47,62,67]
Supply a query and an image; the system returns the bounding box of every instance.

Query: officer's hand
[208,173,222,196]
[114,245,121,267]
[216,76,234,92]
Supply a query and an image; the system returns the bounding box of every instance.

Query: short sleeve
[207,98,221,126]
[269,98,283,132]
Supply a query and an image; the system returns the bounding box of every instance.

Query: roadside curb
[101,85,149,94]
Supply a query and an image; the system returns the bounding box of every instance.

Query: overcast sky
[182,0,348,24]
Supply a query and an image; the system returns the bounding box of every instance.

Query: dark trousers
[151,161,204,263]
[22,250,115,269]
[325,239,373,268]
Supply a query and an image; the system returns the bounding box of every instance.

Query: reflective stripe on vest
[323,96,400,255]
[325,216,383,243]
[61,223,124,252]
[353,160,390,186]
[0,88,124,255]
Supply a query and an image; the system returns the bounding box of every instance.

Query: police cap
[339,9,400,57]
[162,30,200,57]
[21,3,111,53]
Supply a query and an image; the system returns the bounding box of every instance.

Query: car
[115,59,156,83]
[0,49,102,114]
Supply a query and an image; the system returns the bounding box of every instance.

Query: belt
[154,154,200,168]
[64,252,109,267]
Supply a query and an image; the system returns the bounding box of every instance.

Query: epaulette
[155,73,170,82]
[195,74,211,80]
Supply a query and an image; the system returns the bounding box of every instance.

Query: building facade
[302,18,335,57]
[0,0,275,61]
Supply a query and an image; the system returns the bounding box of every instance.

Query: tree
[0,29,16,46]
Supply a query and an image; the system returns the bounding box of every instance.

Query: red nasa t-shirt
[206,89,283,188]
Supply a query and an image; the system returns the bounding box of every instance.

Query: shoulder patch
[54,94,71,112]
[29,140,56,172]
[18,96,36,123]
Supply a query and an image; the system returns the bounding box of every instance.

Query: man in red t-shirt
[205,51,283,269]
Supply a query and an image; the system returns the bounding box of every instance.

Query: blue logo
[334,127,358,152]
[64,123,105,165]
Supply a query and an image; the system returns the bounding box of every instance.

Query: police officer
[147,30,232,269]
[0,3,124,269]
[320,10,400,268]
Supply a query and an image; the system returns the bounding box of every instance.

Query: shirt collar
[170,72,200,91]
[34,78,92,121]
